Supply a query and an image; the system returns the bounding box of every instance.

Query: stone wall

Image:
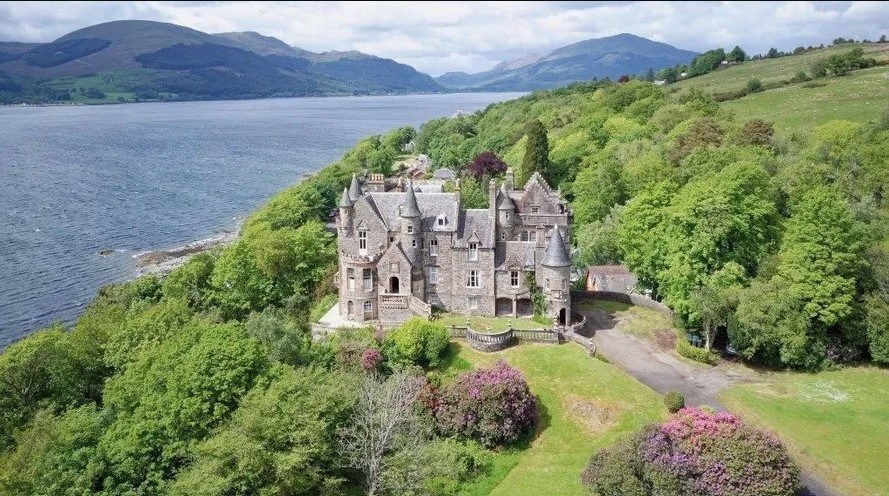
[571,290,673,315]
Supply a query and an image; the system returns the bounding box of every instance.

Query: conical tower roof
[348,174,361,202]
[400,180,422,218]
[339,187,352,207]
[542,225,571,267]
[497,183,516,210]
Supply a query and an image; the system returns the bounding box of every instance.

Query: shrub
[664,391,685,413]
[360,348,382,372]
[746,78,763,93]
[432,360,537,447]
[581,408,801,496]
[384,317,450,368]
[676,331,720,365]
[677,337,720,365]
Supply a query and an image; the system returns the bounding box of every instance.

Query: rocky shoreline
[133,228,240,277]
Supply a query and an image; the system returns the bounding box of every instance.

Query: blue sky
[1,1,887,75]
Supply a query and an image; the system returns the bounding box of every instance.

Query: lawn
[575,299,673,341]
[436,313,548,332]
[720,367,889,496]
[440,342,664,496]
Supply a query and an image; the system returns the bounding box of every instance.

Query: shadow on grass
[438,341,473,373]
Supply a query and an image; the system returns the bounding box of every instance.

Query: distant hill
[0,20,442,104]
[435,33,698,91]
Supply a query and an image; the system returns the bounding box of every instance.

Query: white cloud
[1,1,887,75]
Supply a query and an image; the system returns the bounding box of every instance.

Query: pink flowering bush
[581,407,800,496]
[431,360,537,447]
[359,348,382,372]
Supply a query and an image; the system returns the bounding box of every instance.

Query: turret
[541,225,572,325]
[348,174,362,202]
[400,180,423,265]
[339,187,353,233]
[496,183,516,233]
[505,168,515,192]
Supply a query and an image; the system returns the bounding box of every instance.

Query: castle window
[428,266,438,284]
[347,268,355,290]
[505,212,510,220]
[412,240,417,248]
[501,233,506,240]
[531,206,540,214]
[545,278,550,290]
[347,301,354,316]
[510,271,519,287]
[363,301,373,319]
[468,242,478,261]
[389,235,395,243]
[467,270,479,288]
[429,238,438,256]
[358,230,367,254]
[363,269,372,292]
[520,230,537,242]
[468,297,479,310]
[407,225,414,234]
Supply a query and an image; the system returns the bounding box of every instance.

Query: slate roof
[433,168,455,180]
[348,174,362,202]
[456,209,494,248]
[400,181,422,218]
[495,241,538,270]
[587,265,631,276]
[496,183,516,210]
[339,187,352,207]
[542,225,571,267]
[364,192,459,232]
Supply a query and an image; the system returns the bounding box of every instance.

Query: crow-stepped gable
[336,169,573,325]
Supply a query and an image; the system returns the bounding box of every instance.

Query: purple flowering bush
[359,347,382,372]
[581,407,800,496]
[431,360,537,447]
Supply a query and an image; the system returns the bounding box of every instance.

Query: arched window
[347,301,354,316]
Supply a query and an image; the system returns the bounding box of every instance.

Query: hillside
[0,20,443,103]
[435,33,697,91]
[673,43,889,131]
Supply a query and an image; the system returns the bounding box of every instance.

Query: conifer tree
[520,119,552,185]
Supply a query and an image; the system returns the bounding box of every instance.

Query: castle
[335,169,573,326]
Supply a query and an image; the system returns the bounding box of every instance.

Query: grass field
[671,43,889,131]
[674,43,889,95]
[43,69,164,104]
[720,367,889,496]
[436,313,548,332]
[440,342,664,496]
[722,65,889,132]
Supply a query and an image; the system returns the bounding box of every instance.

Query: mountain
[435,33,698,91]
[0,20,442,104]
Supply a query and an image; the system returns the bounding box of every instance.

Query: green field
[720,367,889,496]
[722,65,889,131]
[674,43,889,94]
[43,69,168,104]
[436,313,548,332]
[671,43,889,131]
[442,342,664,496]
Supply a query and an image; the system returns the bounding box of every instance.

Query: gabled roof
[362,192,459,232]
[456,209,494,248]
[542,225,571,267]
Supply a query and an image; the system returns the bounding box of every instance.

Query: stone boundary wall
[571,290,673,315]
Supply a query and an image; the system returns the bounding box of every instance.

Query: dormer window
[531,206,540,214]
[436,213,447,227]
[468,242,478,261]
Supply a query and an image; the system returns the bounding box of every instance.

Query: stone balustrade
[379,293,408,309]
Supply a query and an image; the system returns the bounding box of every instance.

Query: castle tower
[339,187,353,234]
[496,183,516,237]
[541,225,572,326]
[400,180,422,266]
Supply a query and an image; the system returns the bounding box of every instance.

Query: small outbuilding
[586,265,637,293]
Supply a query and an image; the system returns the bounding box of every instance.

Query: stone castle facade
[335,169,572,325]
